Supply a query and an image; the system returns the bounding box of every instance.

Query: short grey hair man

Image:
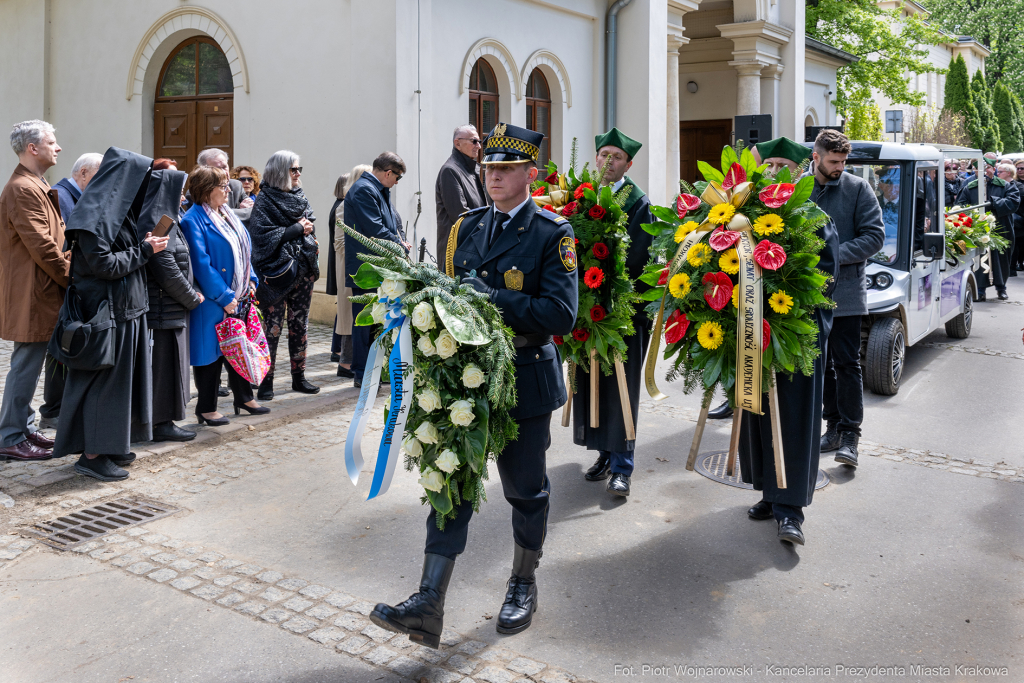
[71,153,102,187]
[263,150,301,191]
[197,147,230,169]
[9,120,56,156]
[192,147,252,214]
[54,152,102,221]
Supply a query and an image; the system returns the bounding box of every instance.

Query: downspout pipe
[605,0,634,130]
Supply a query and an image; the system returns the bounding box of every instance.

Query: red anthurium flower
[702,272,733,311]
[543,205,556,213]
[590,305,607,322]
[709,227,741,252]
[588,205,607,220]
[592,242,610,259]
[676,193,701,217]
[553,335,564,345]
[574,182,594,200]
[531,186,545,197]
[561,201,577,217]
[657,267,669,286]
[544,172,559,184]
[762,320,771,349]
[753,240,787,270]
[722,163,747,189]
[572,328,589,342]
[584,266,605,289]
[759,183,795,209]
[665,309,690,343]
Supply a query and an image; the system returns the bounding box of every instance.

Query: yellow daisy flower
[719,248,740,275]
[753,213,785,236]
[769,290,794,314]
[697,321,724,350]
[673,220,700,243]
[731,285,739,308]
[686,242,713,267]
[669,272,691,298]
[707,203,736,225]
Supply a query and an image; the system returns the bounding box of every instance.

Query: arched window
[526,69,551,167]
[154,37,234,171]
[469,59,499,136]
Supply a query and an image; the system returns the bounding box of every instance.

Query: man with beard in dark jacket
[957,160,1021,300]
[435,125,488,258]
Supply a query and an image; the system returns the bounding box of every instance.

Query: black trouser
[823,315,863,437]
[40,353,64,419]
[193,357,253,414]
[351,301,373,380]
[425,412,552,560]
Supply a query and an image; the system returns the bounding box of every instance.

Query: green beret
[755,137,811,165]
[595,128,642,160]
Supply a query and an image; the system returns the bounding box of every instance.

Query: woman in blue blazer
[179,166,269,425]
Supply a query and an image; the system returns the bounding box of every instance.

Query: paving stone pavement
[1,530,590,683]
[920,341,1024,360]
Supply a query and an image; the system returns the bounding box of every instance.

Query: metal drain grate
[694,451,829,491]
[28,498,179,549]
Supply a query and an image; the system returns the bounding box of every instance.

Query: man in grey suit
[810,130,885,468]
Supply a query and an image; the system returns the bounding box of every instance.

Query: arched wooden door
[154,36,234,171]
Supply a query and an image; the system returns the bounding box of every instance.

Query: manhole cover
[694,451,829,491]
[27,498,179,549]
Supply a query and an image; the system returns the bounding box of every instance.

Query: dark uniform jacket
[435,147,487,258]
[957,176,1021,237]
[572,177,654,452]
[446,200,577,421]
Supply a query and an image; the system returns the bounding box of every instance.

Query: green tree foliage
[943,55,985,148]
[993,82,1023,153]
[971,70,1001,151]
[1012,94,1024,152]
[846,100,885,141]
[926,0,1024,101]
[807,0,945,117]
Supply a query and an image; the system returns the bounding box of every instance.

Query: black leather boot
[497,544,540,635]
[370,553,454,649]
[835,432,859,467]
[820,422,841,452]
[707,401,733,419]
[292,373,320,394]
[584,453,610,481]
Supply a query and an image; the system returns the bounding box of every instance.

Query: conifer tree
[943,55,984,148]
[971,70,1001,151]
[1012,94,1024,154]
[993,82,1022,153]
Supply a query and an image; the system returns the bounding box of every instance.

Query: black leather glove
[461,276,498,301]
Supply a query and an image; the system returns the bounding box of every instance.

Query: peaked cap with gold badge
[482,122,544,165]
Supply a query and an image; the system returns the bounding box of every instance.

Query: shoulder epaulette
[536,208,568,225]
[459,206,488,218]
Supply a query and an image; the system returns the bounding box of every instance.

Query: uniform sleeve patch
[559,236,577,271]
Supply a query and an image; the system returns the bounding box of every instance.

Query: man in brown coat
[0,120,70,461]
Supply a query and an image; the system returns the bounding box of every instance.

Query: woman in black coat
[139,169,203,442]
[249,150,320,400]
[52,148,169,481]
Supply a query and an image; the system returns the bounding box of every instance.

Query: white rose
[461,364,485,388]
[414,421,440,444]
[371,301,387,324]
[979,234,991,244]
[411,302,436,332]
[418,467,445,492]
[403,435,423,458]
[449,399,475,427]
[380,279,406,299]
[435,330,459,359]
[435,449,461,474]
[418,388,442,413]
[417,334,437,356]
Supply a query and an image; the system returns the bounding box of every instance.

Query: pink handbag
[215,297,271,385]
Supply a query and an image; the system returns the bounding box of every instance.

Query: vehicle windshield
[843,163,902,265]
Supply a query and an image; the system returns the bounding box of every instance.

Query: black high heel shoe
[234,402,271,416]
[196,412,230,426]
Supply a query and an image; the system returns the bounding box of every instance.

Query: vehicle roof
[799,141,983,162]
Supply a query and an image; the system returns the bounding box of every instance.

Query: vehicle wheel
[864,317,905,396]
[944,289,973,339]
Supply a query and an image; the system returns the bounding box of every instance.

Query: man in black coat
[344,152,408,386]
[371,123,577,647]
[956,160,1021,300]
[944,159,968,210]
[573,128,653,496]
[435,125,488,258]
[739,214,839,546]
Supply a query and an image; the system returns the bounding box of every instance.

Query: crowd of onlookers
[945,152,1024,300]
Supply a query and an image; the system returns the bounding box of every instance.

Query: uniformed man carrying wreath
[371,123,577,645]
[575,129,655,496]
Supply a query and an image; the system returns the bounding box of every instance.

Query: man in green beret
[708,136,812,421]
[574,128,654,497]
